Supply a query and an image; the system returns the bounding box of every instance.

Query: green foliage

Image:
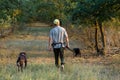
[0,16,11,28]
[0,0,20,19]
[0,0,21,29]
[72,0,120,25]
[35,0,75,24]
[0,0,119,28]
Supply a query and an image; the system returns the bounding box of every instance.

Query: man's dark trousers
[53,48,64,67]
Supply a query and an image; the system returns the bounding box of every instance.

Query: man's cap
[53,19,60,24]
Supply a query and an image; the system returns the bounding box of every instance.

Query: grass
[4,40,48,51]
[0,63,119,80]
[0,26,120,80]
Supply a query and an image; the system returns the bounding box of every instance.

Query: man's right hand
[48,46,52,51]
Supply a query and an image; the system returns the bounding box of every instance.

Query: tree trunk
[95,21,100,54]
[98,22,106,55]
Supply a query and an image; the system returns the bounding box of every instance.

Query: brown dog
[16,52,27,72]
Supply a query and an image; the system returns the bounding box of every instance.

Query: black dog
[16,52,27,72]
[73,48,81,57]
[66,46,81,57]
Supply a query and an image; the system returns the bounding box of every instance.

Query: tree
[36,0,70,23]
[72,0,120,55]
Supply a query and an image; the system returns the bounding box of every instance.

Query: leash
[65,46,74,52]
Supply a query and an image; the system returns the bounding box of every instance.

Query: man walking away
[48,19,69,71]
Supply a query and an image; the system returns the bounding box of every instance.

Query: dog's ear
[19,52,26,56]
[23,52,26,55]
[19,52,22,56]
